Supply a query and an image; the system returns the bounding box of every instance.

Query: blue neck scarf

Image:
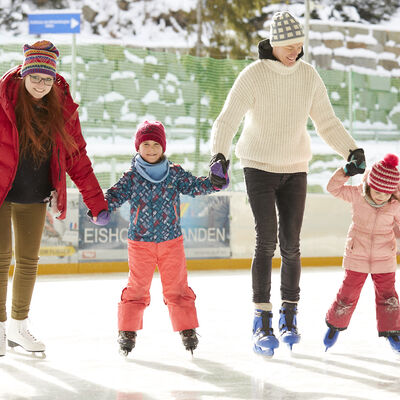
[134,155,170,183]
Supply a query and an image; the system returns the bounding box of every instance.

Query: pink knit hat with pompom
[368,154,400,194]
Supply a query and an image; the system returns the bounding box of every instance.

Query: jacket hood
[258,38,304,61]
[0,66,21,114]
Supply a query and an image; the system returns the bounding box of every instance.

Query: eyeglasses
[29,74,55,86]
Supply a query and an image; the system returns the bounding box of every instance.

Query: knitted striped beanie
[368,154,400,194]
[21,40,59,79]
[270,11,305,47]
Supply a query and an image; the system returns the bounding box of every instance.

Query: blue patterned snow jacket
[106,160,217,243]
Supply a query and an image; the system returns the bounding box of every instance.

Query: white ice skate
[8,318,45,353]
[0,321,5,356]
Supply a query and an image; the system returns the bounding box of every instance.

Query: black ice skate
[179,329,198,354]
[118,330,137,357]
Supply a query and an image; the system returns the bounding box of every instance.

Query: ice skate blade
[184,346,196,355]
[8,339,45,353]
[119,348,130,357]
[389,347,400,355]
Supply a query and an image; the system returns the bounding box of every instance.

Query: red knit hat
[367,154,400,194]
[135,120,166,153]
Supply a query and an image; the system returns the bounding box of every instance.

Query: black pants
[244,168,307,304]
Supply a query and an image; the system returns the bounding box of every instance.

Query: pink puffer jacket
[327,168,400,273]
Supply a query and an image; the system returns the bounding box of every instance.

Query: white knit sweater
[210,59,357,173]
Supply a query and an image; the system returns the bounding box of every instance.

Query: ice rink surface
[1,266,400,400]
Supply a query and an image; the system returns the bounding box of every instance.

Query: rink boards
[9,189,399,275]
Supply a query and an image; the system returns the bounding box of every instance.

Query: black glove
[344,148,366,176]
[209,153,230,189]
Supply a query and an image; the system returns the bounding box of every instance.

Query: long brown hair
[15,77,77,165]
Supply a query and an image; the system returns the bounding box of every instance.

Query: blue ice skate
[253,309,279,357]
[279,302,301,350]
[323,324,341,352]
[387,334,400,354]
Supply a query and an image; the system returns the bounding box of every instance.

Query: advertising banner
[78,194,230,262]
[78,198,129,262]
[180,195,230,259]
[38,191,80,265]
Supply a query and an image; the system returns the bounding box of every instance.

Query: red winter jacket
[0,66,107,219]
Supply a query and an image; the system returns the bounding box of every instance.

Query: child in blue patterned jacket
[104,120,229,356]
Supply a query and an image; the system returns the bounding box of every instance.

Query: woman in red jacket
[0,40,108,356]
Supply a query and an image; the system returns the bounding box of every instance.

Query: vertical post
[348,68,353,136]
[304,0,310,63]
[111,158,116,187]
[71,33,77,100]
[195,0,203,174]
[111,125,116,186]
[196,0,203,58]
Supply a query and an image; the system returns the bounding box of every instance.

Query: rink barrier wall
[8,257,345,276]
[9,256,400,275]
[8,190,400,275]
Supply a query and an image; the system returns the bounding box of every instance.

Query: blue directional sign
[28,12,81,34]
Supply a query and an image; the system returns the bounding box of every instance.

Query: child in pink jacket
[324,154,400,354]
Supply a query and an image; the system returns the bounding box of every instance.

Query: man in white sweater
[209,11,365,357]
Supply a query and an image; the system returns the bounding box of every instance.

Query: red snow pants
[118,236,198,332]
[326,269,400,335]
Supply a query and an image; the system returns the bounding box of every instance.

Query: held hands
[209,153,230,190]
[344,148,366,176]
[87,209,111,226]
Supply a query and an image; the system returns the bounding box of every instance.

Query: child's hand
[209,153,230,189]
[87,210,111,226]
[344,148,366,176]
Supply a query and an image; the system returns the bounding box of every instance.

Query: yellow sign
[39,246,76,257]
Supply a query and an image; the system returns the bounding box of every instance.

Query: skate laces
[180,329,196,338]
[180,329,199,346]
[180,329,198,351]
[280,304,298,332]
[19,321,41,342]
[119,331,136,340]
[23,328,39,342]
[259,311,274,336]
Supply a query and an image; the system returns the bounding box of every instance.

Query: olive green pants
[0,201,47,322]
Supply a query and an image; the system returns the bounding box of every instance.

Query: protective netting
[1,43,400,192]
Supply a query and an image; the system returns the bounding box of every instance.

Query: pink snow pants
[118,236,198,332]
[326,269,400,335]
